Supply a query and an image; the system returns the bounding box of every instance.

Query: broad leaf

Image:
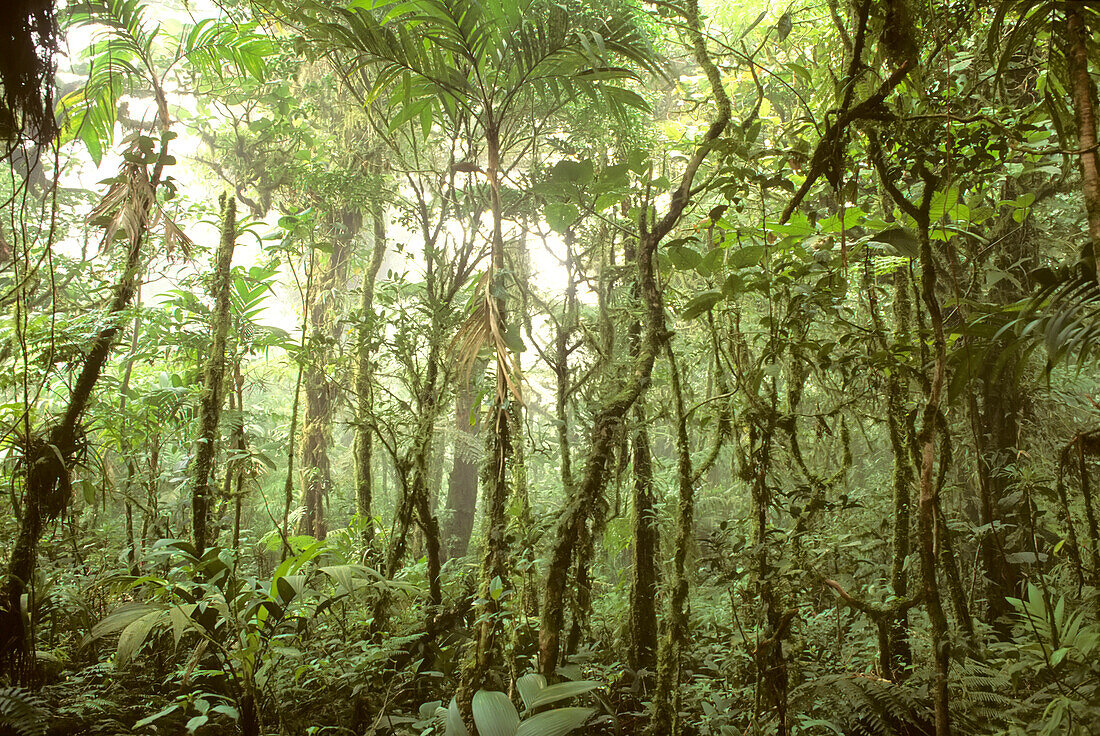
[472,690,520,736]
[514,707,594,736]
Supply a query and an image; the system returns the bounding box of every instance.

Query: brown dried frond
[451,272,492,384]
[449,270,523,404]
[87,160,193,257]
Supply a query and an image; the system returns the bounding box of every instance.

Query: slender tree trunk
[744,412,789,736]
[120,288,144,574]
[355,199,387,545]
[443,377,481,559]
[460,122,513,710]
[191,195,238,555]
[539,0,729,678]
[917,219,952,736]
[1057,451,1086,591]
[1078,441,1100,582]
[281,363,304,562]
[628,402,659,675]
[1066,2,1100,272]
[653,341,695,736]
[971,379,1021,629]
[935,494,975,641]
[868,262,915,678]
[300,215,355,539]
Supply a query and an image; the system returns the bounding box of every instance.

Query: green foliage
[82,538,404,731]
[58,0,271,163]
[994,583,1100,734]
[0,687,47,736]
[416,675,600,736]
[791,673,934,736]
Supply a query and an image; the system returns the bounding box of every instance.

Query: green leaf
[668,244,702,270]
[134,704,180,729]
[321,564,374,593]
[212,704,240,720]
[186,715,209,733]
[722,273,745,297]
[420,103,433,138]
[528,681,601,709]
[728,245,765,268]
[80,479,97,505]
[514,707,594,736]
[168,606,193,649]
[446,697,470,736]
[516,673,547,711]
[548,159,593,184]
[681,290,723,320]
[116,610,165,668]
[545,202,579,234]
[85,603,160,647]
[870,228,919,259]
[489,575,504,601]
[929,187,959,222]
[472,690,520,736]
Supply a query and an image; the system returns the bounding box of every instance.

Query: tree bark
[354,195,387,545]
[917,211,953,736]
[300,212,356,539]
[653,341,696,736]
[191,195,237,554]
[459,121,513,707]
[627,402,658,675]
[443,377,480,559]
[1066,2,1100,273]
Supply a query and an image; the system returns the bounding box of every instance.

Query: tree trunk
[628,403,659,675]
[917,215,953,736]
[459,121,513,709]
[868,261,915,678]
[539,0,729,678]
[1066,2,1100,272]
[191,195,238,555]
[443,377,480,559]
[300,212,356,539]
[354,198,387,545]
[653,341,696,736]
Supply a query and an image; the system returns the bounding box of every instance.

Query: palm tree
[308,0,660,704]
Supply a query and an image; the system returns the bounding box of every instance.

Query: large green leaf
[514,707,594,736]
[446,697,470,736]
[516,673,547,711]
[680,290,723,320]
[115,609,166,668]
[527,681,601,710]
[84,602,159,646]
[472,690,520,736]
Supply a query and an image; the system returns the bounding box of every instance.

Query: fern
[0,687,47,736]
[952,659,1013,731]
[792,673,934,736]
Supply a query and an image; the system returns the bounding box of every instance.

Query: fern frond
[0,687,47,736]
[791,673,934,736]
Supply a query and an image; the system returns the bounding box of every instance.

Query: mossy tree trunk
[300,211,356,539]
[459,119,514,705]
[443,376,480,559]
[192,195,238,554]
[354,194,387,545]
[1066,2,1100,269]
